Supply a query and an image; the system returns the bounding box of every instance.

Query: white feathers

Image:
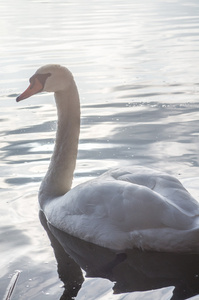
[43,166,199,252]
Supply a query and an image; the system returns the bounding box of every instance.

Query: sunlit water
[1,0,199,299]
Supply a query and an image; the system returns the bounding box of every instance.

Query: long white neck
[39,79,80,207]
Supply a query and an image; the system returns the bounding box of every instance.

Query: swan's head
[16,64,73,102]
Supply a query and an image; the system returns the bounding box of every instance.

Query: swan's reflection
[40,211,199,300]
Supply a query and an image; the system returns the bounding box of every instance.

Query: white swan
[16,64,199,253]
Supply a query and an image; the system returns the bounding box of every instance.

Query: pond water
[1,0,199,299]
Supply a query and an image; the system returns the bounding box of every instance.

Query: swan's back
[42,166,199,253]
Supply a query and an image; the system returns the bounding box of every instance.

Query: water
[1,0,199,299]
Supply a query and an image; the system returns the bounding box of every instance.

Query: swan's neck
[39,80,80,206]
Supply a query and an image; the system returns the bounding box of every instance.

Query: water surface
[1,0,199,299]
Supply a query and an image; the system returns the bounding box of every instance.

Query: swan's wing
[104,166,199,212]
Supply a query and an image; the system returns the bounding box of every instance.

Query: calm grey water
[1,0,199,299]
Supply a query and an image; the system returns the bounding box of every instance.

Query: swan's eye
[29,73,51,91]
[36,73,51,87]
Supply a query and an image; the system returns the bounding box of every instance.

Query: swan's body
[17,64,199,253]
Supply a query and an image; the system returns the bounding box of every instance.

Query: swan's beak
[16,78,43,102]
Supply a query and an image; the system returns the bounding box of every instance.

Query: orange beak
[16,77,43,102]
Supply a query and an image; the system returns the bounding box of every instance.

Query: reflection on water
[1,0,199,299]
[40,211,199,300]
